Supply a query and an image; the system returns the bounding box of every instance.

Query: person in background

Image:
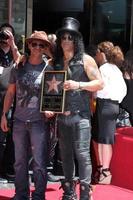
[92,41,127,184]
[46,115,60,182]
[48,33,57,53]
[54,17,103,200]
[0,23,20,183]
[85,44,101,182]
[42,33,59,182]
[1,31,54,200]
[120,49,133,126]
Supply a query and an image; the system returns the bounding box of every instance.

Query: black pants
[58,114,92,184]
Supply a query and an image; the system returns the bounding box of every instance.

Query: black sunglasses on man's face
[61,34,74,41]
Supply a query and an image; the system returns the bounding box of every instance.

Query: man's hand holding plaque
[40,71,67,113]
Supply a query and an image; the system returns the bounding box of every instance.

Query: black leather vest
[64,59,91,117]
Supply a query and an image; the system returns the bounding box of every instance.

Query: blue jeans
[58,113,92,185]
[13,119,48,200]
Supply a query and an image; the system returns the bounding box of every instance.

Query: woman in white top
[93,42,127,184]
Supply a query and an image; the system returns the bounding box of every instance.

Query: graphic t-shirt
[10,61,52,122]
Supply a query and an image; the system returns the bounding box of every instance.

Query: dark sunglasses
[31,42,48,49]
[61,35,74,41]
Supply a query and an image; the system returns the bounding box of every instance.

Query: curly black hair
[54,32,85,67]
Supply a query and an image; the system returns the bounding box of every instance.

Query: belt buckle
[25,120,31,128]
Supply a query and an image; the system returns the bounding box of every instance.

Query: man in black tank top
[55,17,103,200]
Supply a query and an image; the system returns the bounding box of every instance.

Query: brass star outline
[46,75,62,93]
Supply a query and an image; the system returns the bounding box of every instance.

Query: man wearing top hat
[1,31,54,200]
[55,17,103,200]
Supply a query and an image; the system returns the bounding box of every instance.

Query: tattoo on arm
[83,55,101,81]
[88,66,101,80]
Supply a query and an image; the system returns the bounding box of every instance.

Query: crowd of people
[0,17,132,200]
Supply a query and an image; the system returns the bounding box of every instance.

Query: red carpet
[0,184,133,200]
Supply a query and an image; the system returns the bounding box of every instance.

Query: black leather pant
[58,113,92,184]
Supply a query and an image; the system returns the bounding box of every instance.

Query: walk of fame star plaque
[40,70,67,113]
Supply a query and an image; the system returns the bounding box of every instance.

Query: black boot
[60,179,78,200]
[80,183,92,200]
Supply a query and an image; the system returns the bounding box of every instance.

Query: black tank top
[64,59,91,117]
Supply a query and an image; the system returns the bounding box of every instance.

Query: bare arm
[80,54,104,91]
[11,44,21,64]
[64,54,104,92]
[1,84,16,132]
[5,30,21,64]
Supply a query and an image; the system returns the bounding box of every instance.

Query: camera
[0,30,9,40]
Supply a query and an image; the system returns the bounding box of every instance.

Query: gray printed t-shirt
[10,61,52,122]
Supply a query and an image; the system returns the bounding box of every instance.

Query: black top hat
[56,17,82,37]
